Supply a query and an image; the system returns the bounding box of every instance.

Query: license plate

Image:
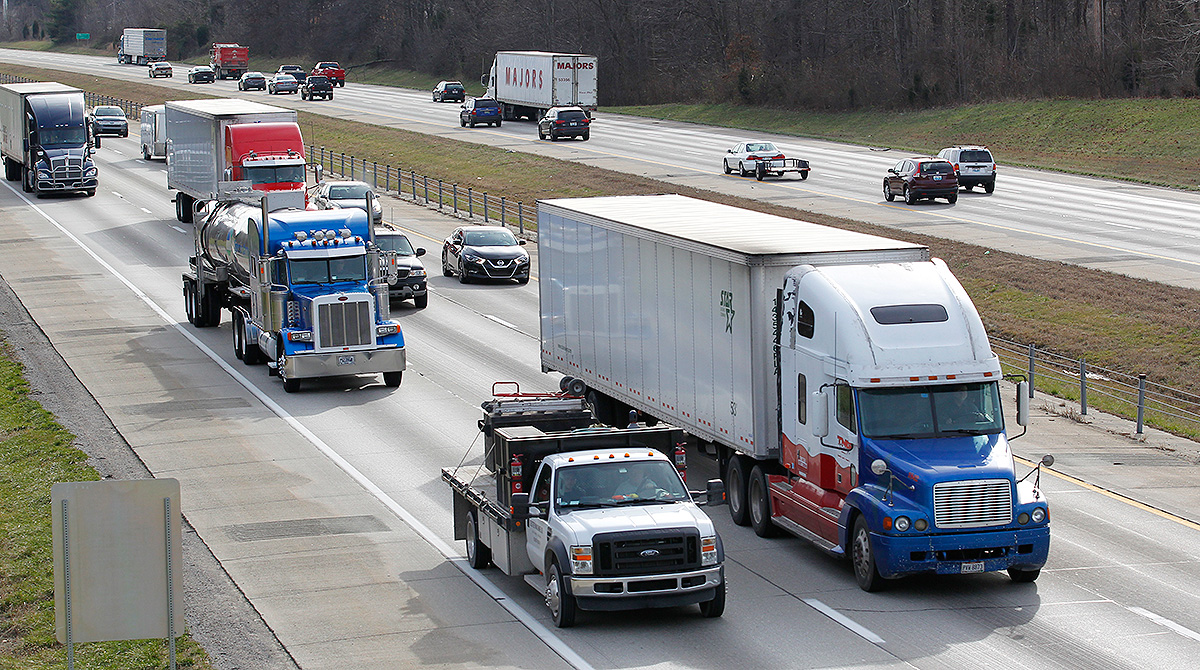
[569,122,577,126]
[961,561,985,574]
[337,355,356,366]
[933,175,943,181]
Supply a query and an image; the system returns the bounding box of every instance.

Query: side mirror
[315,164,323,182]
[223,167,233,181]
[510,492,531,519]
[887,168,897,175]
[870,459,888,477]
[702,478,726,506]
[415,248,426,257]
[1041,454,1054,467]
[1016,381,1029,426]
[518,239,526,246]
[811,390,829,438]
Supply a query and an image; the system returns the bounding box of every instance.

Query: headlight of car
[463,252,482,263]
[516,255,529,265]
[83,167,97,177]
[701,536,719,565]
[409,268,427,278]
[372,201,382,213]
[570,545,593,575]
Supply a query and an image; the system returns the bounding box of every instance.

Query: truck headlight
[1031,507,1046,523]
[84,166,98,177]
[701,536,718,566]
[38,170,50,179]
[894,516,911,532]
[570,545,593,575]
[287,330,312,342]
[376,323,399,337]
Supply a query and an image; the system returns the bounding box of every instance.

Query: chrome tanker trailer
[183,196,406,392]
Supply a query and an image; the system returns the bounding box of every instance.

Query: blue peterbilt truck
[538,195,1053,591]
[183,197,405,392]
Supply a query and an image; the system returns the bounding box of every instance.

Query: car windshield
[556,461,689,509]
[857,382,1004,439]
[463,230,517,246]
[919,162,954,174]
[242,165,306,185]
[746,142,777,153]
[376,236,415,255]
[289,257,367,285]
[329,184,370,200]
[94,107,123,118]
[960,150,993,162]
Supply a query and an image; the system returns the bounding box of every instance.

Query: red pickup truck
[311,62,345,87]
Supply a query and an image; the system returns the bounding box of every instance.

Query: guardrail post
[1027,344,1035,398]
[518,202,524,235]
[453,184,458,213]
[372,161,378,189]
[501,196,506,227]
[468,187,473,217]
[483,193,489,223]
[340,152,346,178]
[438,180,443,209]
[1136,374,1147,436]
[423,176,429,204]
[411,170,416,198]
[385,165,390,193]
[1079,359,1088,415]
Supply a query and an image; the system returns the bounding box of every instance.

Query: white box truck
[484,51,597,120]
[165,99,306,223]
[139,105,165,160]
[118,28,167,65]
[538,194,1053,592]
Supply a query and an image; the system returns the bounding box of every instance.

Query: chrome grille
[316,299,371,349]
[49,154,84,180]
[933,479,1012,528]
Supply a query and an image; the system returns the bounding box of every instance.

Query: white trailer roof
[0,82,80,95]
[165,98,294,118]
[539,194,927,265]
[498,50,596,58]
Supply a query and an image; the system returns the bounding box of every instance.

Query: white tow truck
[443,384,727,627]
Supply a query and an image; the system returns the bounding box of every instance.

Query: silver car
[310,180,383,223]
[267,73,298,95]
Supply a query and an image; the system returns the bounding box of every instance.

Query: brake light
[953,163,959,171]
[772,154,784,160]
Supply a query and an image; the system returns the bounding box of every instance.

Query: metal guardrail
[3,70,1195,440]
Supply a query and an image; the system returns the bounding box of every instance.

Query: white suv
[938,146,996,193]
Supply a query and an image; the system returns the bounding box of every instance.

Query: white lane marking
[140,207,153,214]
[992,202,1028,211]
[111,191,124,198]
[1094,203,1128,210]
[803,598,886,644]
[1,181,594,670]
[627,141,646,146]
[484,314,519,330]
[1127,606,1200,643]
[1104,221,1141,230]
[685,150,706,156]
[111,150,124,155]
[170,225,187,234]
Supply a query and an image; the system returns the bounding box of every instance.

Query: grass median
[2,62,1198,438]
[0,339,212,669]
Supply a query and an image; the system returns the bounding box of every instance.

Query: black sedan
[238,71,267,91]
[187,65,216,84]
[441,226,529,284]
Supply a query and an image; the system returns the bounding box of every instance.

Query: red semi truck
[210,43,249,80]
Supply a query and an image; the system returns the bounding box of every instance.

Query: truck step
[523,573,547,596]
[773,515,843,557]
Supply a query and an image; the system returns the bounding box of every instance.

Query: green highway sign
[76,33,90,40]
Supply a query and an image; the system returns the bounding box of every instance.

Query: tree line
[9,0,1200,108]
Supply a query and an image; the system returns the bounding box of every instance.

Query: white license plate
[933,175,943,181]
[337,355,356,366]
[961,561,985,574]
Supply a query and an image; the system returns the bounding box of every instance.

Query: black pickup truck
[301,75,334,101]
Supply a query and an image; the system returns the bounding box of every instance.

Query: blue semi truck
[183,197,405,392]
[0,82,98,197]
[538,195,1053,591]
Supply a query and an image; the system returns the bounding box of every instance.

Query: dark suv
[938,146,996,193]
[301,75,334,101]
[538,106,590,141]
[460,98,502,128]
[884,157,959,204]
[433,80,466,103]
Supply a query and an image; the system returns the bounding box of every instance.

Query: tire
[328,92,333,100]
[852,516,884,592]
[549,130,557,141]
[947,193,958,204]
[233,313,245,360]
[495,120,501,127]
[469,120,476,128]
[698,578,726,618]
[442,253,453,277]
[301,90,307,100]
[414,293,428,309]
[517,276,529,285]
[460,118,466,128]
[723,159,732,175]
[800,170,809,180]
[94,136,101,149]
[433,93,438,102]
[465,511,492,569]
[143,145,151,160]
[1008,568,1040,583]
[726,455,751,526]
[383,371,402,387]
[547,561,576,628]
[580,131,588,140]
[458,260,471,284]
[755,163,766,181]
[904,185,916,205]
[22,167,33,193]
[84,189,95,197]
[738,162,750,177]
[749,465,778,537]
[243,332,263,365]
[282,377,300,393]
[184,283,195,325]
[984,181,995,194]
[539,128,547,140]
[883,181,895,201]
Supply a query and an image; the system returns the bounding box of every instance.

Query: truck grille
[593,528,699,577]
[933,479,1012,528]
[49,154,84,180]
[316,299,372,349]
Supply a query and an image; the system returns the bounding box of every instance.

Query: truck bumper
[388,278,427,300]
[38,177,98,192]
[283,347,406,380]
[871,526,1050,579]
[569,565,722,611]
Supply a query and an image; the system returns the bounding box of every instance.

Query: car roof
[93,105,122,112]
[193,65,212,70]
[325,180,370,187]
[244,71,264,76]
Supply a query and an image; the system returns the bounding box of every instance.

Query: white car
[310,180,382,223]
[148,62,173,78]
[722,141,810,180]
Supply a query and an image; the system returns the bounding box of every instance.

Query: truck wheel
[547,561,576,628]
[383,372,402,387]
[233,313,245,360]
[947,193,958,204]
[143,145,151,160]
[495,120,501,127]
[183,283,195,325]
[726,455,751,526]
[698,578,725,618]
[1008,568,1040,583]
[465,511,492,569]
[198,290,220,327]
[748,465,778,537]
[22,167,32,193]
[282,376,300,393]
[243,332,264,365]
[414,294,428,309]
[852,516,885,592]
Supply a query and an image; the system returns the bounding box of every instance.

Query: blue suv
[460,98,502,128]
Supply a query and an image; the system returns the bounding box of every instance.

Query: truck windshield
[289,257,366,284]
[242,165,305,185]
[857,382,1004,439]
[556,461,689,509]
[37,126,86,148]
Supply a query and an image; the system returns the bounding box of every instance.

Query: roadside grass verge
[603,100,1200,191]
[0,340,212,669]
[3,63,1198,437]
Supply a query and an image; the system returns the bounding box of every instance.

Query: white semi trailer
[118,28,167,65]
[483,51,597,120]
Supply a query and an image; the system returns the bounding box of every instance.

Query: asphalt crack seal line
[1,181,594,670]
